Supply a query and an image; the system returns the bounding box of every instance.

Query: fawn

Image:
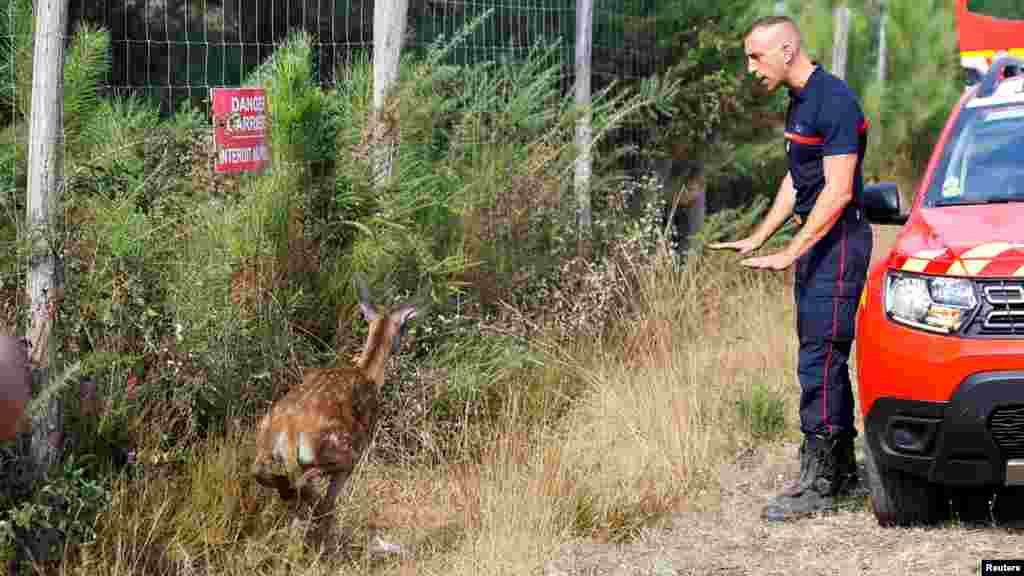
[252,273,418,551]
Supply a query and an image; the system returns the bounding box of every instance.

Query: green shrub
[736,381,786,441]
[0,454,112,569]
[246,30,337,168]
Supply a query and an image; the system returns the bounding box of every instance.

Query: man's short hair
[747,14,799,38]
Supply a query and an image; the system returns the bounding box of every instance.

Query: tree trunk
[683,170,706,252]
[655,159,705,255]
[877,0,887,84]
[832,4,850,80]
[371,0,409,189]
[26,0,68,480]
[574,0,593,255]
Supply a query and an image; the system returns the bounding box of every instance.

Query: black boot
[761,433,841,522]
[835,430,860,496]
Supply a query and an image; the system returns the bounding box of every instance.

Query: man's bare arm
[783,153,857,260]
[708,172,796,253]
[750,171,797,247]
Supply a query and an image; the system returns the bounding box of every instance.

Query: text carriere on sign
[212,87,269,173]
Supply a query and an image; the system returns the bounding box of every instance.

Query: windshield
[927,105,1024,206]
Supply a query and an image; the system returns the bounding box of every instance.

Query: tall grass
[64,237,798,574]
[1,10,797,575]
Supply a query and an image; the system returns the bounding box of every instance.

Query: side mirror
[862,182,908,226]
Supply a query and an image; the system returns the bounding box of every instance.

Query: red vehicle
[956,0,1024,84]
[855,1,1024,526]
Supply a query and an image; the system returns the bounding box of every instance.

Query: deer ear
[400,306,417,324]
[359,301,379,322]
[353,273,378,321]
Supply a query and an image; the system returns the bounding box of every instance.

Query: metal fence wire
[0,1,671,500]
[0,0,662,338]
[64,0,658,114]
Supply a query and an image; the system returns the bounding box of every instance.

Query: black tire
[950,486,994,525]
[864,440,948,526]
[993,487,1024,524]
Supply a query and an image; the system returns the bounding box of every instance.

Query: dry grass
[46,204,967,576]
[554,248,799,536]
[548,440,1024,576]
[60,246,801,575]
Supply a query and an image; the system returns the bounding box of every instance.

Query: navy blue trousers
[794,208,872,437]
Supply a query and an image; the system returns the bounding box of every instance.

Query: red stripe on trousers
[823,217,849,435]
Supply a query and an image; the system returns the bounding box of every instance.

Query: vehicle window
[930,106,1024,206]
[967,0,1024,20]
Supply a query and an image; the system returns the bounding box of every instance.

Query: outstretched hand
[707,237,761,256]
[739,251,796,271]
[708,238,796,271]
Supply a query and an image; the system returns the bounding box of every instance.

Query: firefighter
[709,15,872,521]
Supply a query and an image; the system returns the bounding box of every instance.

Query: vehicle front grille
[989,405,1024,459]
[965,280,1024,338]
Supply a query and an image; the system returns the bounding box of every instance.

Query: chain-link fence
[0,0,664,476]
[61,1,657,110]
[0,0,665,349]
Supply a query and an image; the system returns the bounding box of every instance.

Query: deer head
[352,273,420,386]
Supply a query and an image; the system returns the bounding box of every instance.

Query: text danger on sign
[212,87,269,174]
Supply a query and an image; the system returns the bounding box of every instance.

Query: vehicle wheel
[993,487,1024,524]
[864,440,948,526]
[949,487,994,525]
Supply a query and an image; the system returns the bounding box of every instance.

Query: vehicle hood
[888,205,1024,277]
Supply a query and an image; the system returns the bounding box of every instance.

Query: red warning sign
[211,87,269,173]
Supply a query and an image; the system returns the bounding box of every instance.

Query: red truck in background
[956,0,1024,84]
[855,0,1024,526]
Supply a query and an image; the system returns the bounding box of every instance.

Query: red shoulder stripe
[785,132,825,145]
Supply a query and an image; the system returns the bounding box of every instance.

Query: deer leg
[323,473,343,510]
[361,475,404,557]
[306,472,348,544]
[310,434,354,520]
[313,471,346,519]
[296,467,324,502]
[270,476,298,501]
[368,527,406,557]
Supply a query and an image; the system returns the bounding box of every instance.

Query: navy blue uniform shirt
[785,65,868,217]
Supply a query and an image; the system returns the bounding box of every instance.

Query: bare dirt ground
[544,440,1024,576]
[543,225,1024,576]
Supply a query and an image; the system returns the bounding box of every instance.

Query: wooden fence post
[877,0,887,84]
[26,0,69,479]
[575,0,593,253]
[832,3,850,80]
[371,0,409,188]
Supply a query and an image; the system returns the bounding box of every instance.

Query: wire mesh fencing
[0,0,665,449]
[61,1,659,119]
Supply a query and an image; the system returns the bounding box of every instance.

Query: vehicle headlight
[884,272,978,333]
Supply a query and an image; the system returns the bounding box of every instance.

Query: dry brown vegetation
[70,224,1024,576]
[0,12,989,572]
[50,240,810,576]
